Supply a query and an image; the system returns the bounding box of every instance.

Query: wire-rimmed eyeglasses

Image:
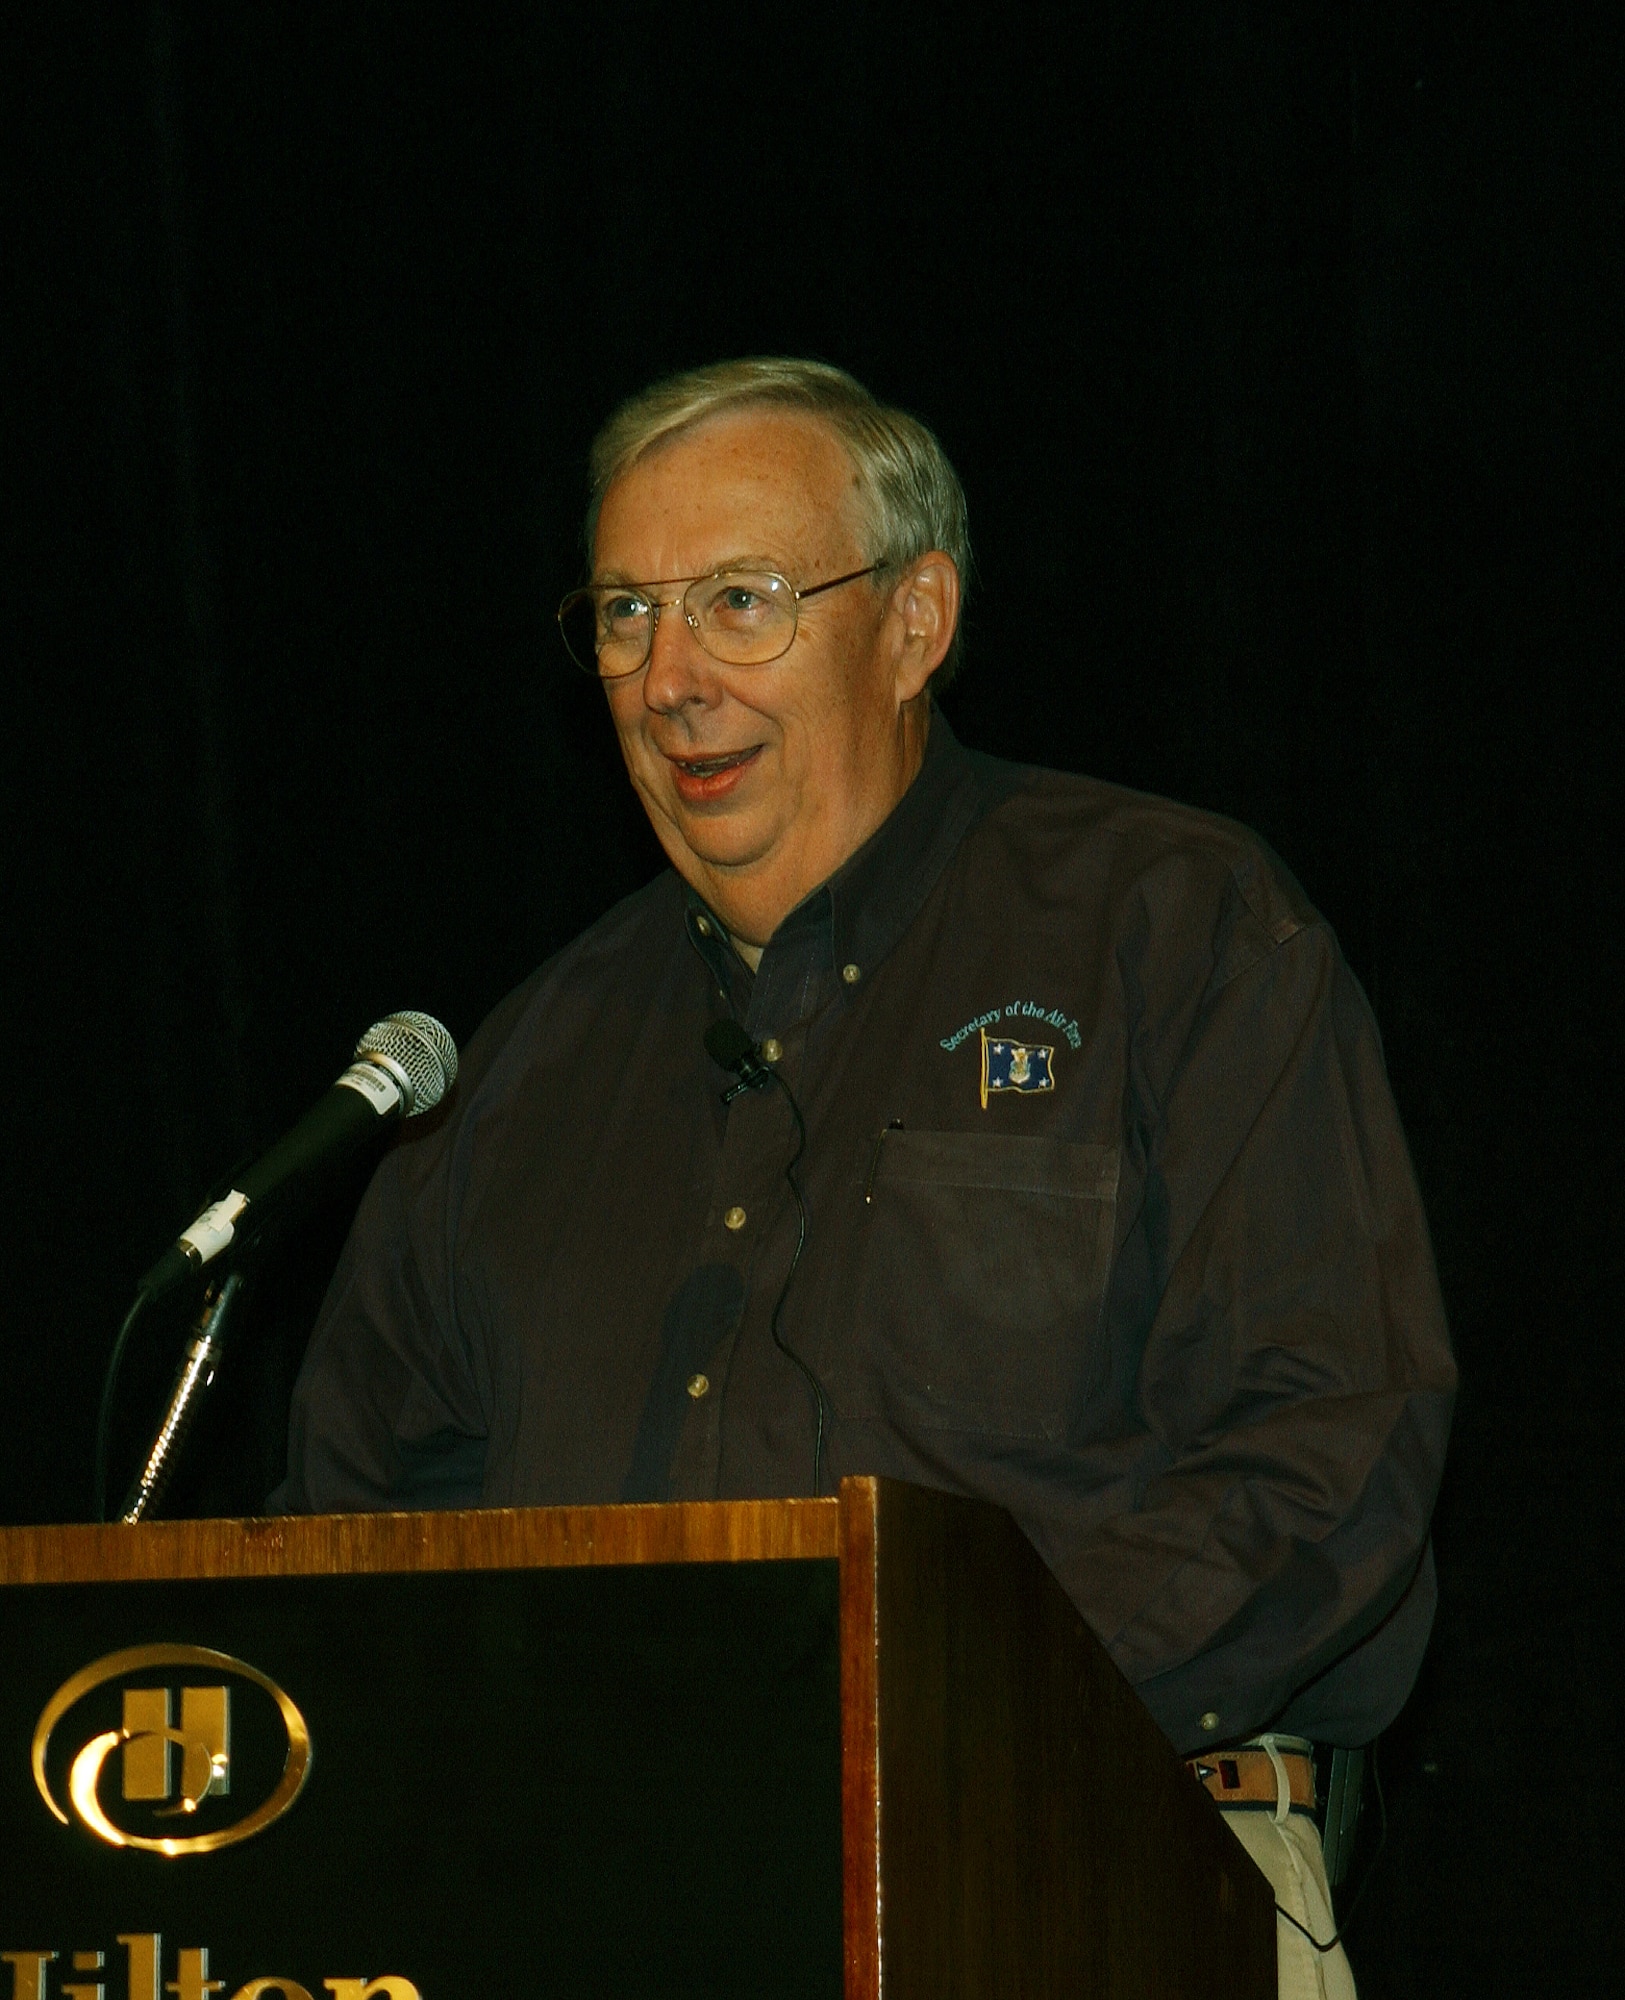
[557,561,891,679]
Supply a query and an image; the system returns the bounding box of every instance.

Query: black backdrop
[5,4,1617,1991]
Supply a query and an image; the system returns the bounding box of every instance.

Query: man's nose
[641,599,724,711]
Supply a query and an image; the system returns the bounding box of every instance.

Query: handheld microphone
[138,1011,458,1303]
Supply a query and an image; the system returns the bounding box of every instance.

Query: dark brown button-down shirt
[278,718,1456,1753]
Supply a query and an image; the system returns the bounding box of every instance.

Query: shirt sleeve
[1030,888,1456,1753]
[271,968,556,1512]
[269,1066,504,1515]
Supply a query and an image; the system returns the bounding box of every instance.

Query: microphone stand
[119,1270,247,1524]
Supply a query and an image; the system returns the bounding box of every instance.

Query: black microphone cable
[92,1292,151,1524]
[1272,1741,1388,1956]
[703,1021,830,1495]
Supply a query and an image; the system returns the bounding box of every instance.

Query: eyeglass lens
[560,571,798,678]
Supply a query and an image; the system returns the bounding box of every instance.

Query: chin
[678,824,777,870]
[662,800,772,859]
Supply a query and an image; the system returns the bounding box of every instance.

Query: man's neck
[693,706,930,969]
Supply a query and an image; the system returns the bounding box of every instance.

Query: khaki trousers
[1219,1737,1358,2000]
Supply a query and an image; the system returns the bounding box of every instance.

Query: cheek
[604,690,651,749]
[798,641,889,761]
[605,715,660,793]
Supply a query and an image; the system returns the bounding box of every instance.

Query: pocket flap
[870,1129,1120,1202]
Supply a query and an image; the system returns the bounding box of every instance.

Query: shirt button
[1199,1711,1221,1733]
[759,1037,782,1064]
[686,1373,710,1399]
[841,962,862,985]
[694,915,712,936]
[724,1205,747,1230]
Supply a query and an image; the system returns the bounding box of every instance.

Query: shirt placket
[666,920,833,1495]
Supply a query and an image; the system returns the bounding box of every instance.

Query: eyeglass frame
[557,559,894,679]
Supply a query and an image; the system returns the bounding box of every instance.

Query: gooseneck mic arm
[119,1271,247,1523]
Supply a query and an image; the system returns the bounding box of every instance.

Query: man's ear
[890,553,961,703]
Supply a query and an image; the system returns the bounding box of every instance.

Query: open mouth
[665,743,763,805]
[669,747,760,779]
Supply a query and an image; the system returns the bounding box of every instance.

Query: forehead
[593,408,863,575]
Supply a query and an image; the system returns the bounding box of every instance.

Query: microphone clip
[720,1056,776,1104]
[704,1020,778,1102]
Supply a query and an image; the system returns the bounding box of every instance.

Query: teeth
[680,751,751,777]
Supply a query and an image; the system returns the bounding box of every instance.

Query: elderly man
[278,358,1454,1996]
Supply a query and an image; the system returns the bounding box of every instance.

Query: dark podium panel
[0,1479,1274,1999]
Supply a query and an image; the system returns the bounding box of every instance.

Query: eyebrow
[591,555,790,588]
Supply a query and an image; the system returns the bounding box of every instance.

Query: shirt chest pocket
[839,1129,1120,1441]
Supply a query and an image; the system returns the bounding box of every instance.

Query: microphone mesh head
[704,1020,756,1072]
[354,1011,459,1117]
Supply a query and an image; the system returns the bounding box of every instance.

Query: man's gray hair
[585,357,971,687]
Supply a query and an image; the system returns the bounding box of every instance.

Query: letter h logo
[121,1686,231,1812]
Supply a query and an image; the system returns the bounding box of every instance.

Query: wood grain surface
[0,1495,840,1584]
[864,1476,1276,2000]
[839,1476,882,2000]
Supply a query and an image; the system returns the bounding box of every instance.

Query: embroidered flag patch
[980,1029,1056,1108]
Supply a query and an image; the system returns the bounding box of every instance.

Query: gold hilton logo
[32,1645,310,1856]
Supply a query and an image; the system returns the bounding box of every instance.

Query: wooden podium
[0,1478,1273,1998]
